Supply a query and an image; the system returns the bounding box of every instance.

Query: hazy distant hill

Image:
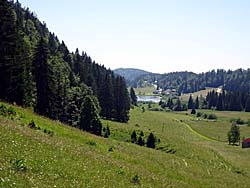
[113,68,151,85]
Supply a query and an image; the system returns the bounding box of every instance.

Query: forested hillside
[0,0,130,135]
[132,69,250,94]
[113,68,150,86]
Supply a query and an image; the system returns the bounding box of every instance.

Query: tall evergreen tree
[0,0,17,101]
[79,95,102,136]
[174,99,182,111]
[130,87,137,106]
[146,132,156,148]
[33,37,50,116]
[245,97,250,112]
[166,98,173,109]
[131,131,137,143]
[188,95,194,109]
[216,93,224,111]
[195,96,199,109]
[227,123,240,145]
[99,73,114,119]
[137,136,144,146]
[114,76,130,122]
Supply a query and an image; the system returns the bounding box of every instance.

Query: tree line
[131,69,250,95]
[0,0,130,136]
[186,90,250,112]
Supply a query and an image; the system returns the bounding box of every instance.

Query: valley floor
[1,102,250,187]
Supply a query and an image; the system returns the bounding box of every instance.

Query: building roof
[242,138,250,143]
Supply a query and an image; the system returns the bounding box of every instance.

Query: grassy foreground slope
[1,102,250,188]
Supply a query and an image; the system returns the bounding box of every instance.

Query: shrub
[230,118,245,125]
[0,104,7,116]
[0,104,16,117]
[131,174,140,185]
[191,108,196,114]
[247,119,250,127]
[86,141,96,146]
[28,120,37,129]
[207,114,217,120]
[7,107,16,116]
[108,147,114,152]
[196,112,203,117]
[10,159,27,172]
[236,118,245,125]
[203,114,208,119]
[47,130,54,136]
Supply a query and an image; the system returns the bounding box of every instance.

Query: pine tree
[113,76,130,122]
[216,93,224,111]
[130,87,137,106]
[103,126,111,138]
[140,131,144,137]
[33,37,50,116]
[188,95,194,109]
[131,131,137,143]
[146,132,156,148]
[227,123,240,145]
[174,99,182,111]
[191,107,196,114]
[245,97,250,112]
[166,98,174,109]
[99,73,114,119]
[0,0,17,101]
[79,95,102,136]
[137,136,144,146]
[195,96,199,109]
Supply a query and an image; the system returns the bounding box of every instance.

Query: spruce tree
[103,126,111,138]
[216,93,224,111]
[131,131,137,143]
[227,123,240,145]
[146,132,156,148]
[33,37,50,116]
[195,96,199,109]
[188,95,194,109]
[130,87,137,106]
[174,99,182,111]
[0,0,17,101]
[166,98,174,109]
[79,95,102,136]
[137,136,144,146]
[245,97,250,112]
[191,107,196,114]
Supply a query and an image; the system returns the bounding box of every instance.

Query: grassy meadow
[180,87,221,101]
[134,86,156,96]
[1,101,250,188]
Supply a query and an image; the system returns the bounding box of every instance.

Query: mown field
[134,86,156,96]
[1,101,250,188]
[180,87,221,101]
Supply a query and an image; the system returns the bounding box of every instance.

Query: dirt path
[175,118,218,142]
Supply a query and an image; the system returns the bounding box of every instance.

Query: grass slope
[180,87,221,101]
[134,86,156,96]
[1,102,250,188]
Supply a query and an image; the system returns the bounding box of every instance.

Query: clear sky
[19,0,250,73]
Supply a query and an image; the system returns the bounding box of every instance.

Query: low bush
[230,118,245,125]
[10,159,27,172]
[196,112,203,117]
[0,104,17,117]
[207,114,217,120]
[131,174,140,185]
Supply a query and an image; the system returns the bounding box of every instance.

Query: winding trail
[175,118,218,142]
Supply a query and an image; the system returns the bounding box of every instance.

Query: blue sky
[19,0,250,73]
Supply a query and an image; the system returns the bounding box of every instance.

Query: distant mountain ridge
[113,68,152,85]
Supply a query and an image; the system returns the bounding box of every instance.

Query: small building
[242,138,250,148]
